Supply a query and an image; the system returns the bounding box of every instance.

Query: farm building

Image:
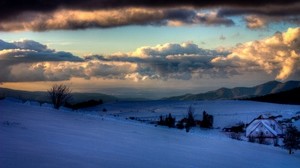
[246,115,284,144]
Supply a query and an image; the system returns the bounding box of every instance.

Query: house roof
[246,117,282,137]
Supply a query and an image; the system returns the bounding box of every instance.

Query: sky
[0,0,300,99]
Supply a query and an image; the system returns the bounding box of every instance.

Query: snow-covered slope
[1,99,300,168]
[91,100,300,128]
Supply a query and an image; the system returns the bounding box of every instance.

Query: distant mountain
[247,87,300,105]
[0,87,118,103]
[163,80,300,100]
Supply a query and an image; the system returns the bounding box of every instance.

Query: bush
[230,132,242,140]
[248,136,256,143]
[158,113,176,128]
[283,124,300,154]
[176,122,185,129]
[223,122,245,133]
[65,99,103,110]
[48,84,72,109]
[175,106,196,132]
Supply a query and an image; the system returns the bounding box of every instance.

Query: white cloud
[212,27,300,80]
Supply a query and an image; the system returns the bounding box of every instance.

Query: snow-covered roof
[246,117,283,137]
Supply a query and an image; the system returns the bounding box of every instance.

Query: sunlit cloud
[218,2,300,29]
[0,1,299,31]
[1,0,297,19]
[1,27,299,82]
[0,8,234,31]
[244,15,266,29]
[212,27,300,80]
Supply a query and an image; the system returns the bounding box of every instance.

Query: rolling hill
[247,87,300,105]
[0,87,118,103]
[164,80,300,100]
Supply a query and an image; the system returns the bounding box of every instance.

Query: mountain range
[1,80,300,102]
[163,80,300,100]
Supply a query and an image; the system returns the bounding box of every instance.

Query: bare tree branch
[48,84,72,109]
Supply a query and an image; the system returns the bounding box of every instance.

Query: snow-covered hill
[1,99,300,168]
[88,100,300,128]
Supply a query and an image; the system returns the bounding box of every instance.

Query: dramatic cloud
[0,39,83,82]
[0,39,139,82]
[1,0,296,20]
[218,3,300,29]
[218,3,300,17]
[1,27,299,82]
[0,40,83,63]
[0,1,299,31]
[0,8,233,31]
[86,42,235,80]
[0,39,230,82]
[212,27,300,80]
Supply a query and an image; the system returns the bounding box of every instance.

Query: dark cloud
[13,40,52,52]
[1,0,297,20]
[0,40,17,50]
[0,1,298,30]
[217,3,300,29]
[0,39,83,63]
[218,4,300,17]
[0,8,234,31]
[0,39,84,82]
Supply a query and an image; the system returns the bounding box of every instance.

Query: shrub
[283,124,300,154]
[248,136,256,143]
[223,122,245,133]
[65,99,103,110]
[158,113,176,128]
[201,111,214,128]
[48,84,72,109]
[230,132,242,140]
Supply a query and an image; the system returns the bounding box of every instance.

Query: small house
[246,115,283,143]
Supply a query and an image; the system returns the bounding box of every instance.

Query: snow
[92,100,300,128]
[1,99,300,168]
[246,119,283,137]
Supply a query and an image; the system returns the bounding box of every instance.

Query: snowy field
[1,99,300,168]
[85,100,300,128]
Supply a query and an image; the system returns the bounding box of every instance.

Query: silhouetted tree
[201,111,214,128]
[283,125,300,154]
[158,114,175,128]
[48,84,72,109]
[187,106,196,127]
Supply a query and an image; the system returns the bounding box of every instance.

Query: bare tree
[48,84,72,109]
